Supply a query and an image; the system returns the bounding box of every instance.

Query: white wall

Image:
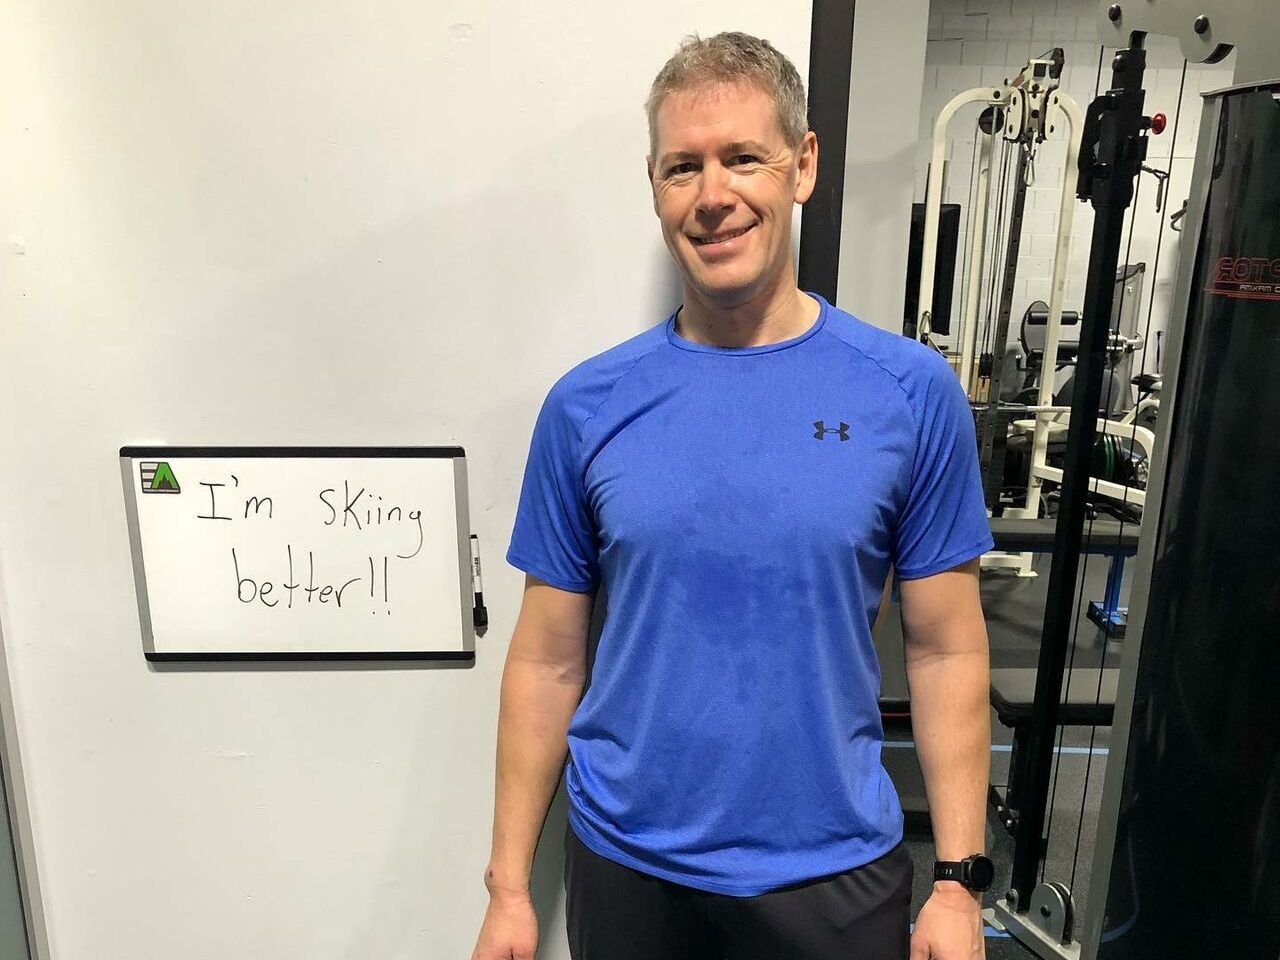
[916,0,1233,373]
[0,5,810,958]
[836,0,932,332]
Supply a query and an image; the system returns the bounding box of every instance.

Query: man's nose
[695,163,734,215]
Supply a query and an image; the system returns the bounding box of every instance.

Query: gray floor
[886,550,1126,958]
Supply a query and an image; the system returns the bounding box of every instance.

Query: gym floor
[885,551,1125,958]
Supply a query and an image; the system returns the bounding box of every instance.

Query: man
[473,31,993,960]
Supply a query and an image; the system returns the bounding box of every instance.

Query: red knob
[1151,112,1167,134]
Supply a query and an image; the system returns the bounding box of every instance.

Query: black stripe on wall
[798,0,856,304]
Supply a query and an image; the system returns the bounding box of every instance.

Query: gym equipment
[1053,264,1146,417]
[1000,300,1080,403]
[881,516,1135,839]
[988,667,1117,837]
[912,52,1162,579]
[915,50,1088,576]
[994,18,1177,960]
[983,517,1133,834]
[1085,25,1280,960]
[915,50,1083,388]
[990,2,1280,959]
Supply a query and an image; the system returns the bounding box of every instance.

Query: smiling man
[473,32,994,960]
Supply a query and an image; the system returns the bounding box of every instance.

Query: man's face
[648,82,817,308]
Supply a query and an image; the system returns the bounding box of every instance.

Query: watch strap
[933,860,967,884]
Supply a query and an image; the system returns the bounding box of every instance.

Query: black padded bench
[879,517,1134,835]
[988,666,1119,835]
[989,517,1141,637]
[988,517,1139,554]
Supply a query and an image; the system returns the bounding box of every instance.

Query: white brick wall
[915,0,1235,375]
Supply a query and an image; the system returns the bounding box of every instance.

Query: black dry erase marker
[470,534,488,631]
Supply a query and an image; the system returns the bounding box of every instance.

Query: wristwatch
[933,854,995,892]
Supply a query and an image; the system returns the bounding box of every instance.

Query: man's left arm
[900,557,990,960]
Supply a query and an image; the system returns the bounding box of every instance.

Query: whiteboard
[119,447,474,661]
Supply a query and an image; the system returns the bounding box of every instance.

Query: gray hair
[645,32,808,157]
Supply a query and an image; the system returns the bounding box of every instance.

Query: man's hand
[910,884,985,960]
[471,891,539,960]
[473,576,590,960]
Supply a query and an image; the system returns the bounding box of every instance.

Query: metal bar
[993,899,1083,959]
[1102,555,1124,617]
[1009,40,1150,907]
[976,144,1031,506]
[918,88,1001,343]
[1027,92,1086,520]
[960,126,997,387]
[1094,0,1278,87]
[1029,464,1148,507]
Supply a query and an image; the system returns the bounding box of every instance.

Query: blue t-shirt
[507,293,993,896]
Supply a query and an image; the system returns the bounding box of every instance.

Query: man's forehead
[653,81,785,155]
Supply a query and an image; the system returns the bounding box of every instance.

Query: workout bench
[987,667,1117,835]
[879,518,1136,836]
[984,517,1135,834]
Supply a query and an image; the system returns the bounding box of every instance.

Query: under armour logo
[813,420,850,441]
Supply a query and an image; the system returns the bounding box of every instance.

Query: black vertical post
[798,0,856,303]
[1009,40,1150,907]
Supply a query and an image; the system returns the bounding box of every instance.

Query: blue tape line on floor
[908,923,1010,939]
[884,740,1109,757]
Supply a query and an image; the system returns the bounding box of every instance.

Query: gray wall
[0,766,30,960]
[837,0,932,332]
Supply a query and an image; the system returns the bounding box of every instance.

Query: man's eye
[668,162,696,176]
[730,154,760,166]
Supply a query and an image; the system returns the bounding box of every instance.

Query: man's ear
[646,155,659,214]
[794,131,818,205]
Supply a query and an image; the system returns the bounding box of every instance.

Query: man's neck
[675,279,819,349]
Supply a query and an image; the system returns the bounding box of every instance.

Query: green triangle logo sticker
[140,461,181,494]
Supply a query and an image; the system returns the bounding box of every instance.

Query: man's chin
[684,269,763,308]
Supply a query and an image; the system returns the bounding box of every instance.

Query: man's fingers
[908,929,931,960]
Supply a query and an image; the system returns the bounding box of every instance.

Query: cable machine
[913,51,1162,583]
[958,1,1280,958]
[915,52,1087,576]
[1084,2,1280,957]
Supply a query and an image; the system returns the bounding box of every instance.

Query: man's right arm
[472,574,592,960]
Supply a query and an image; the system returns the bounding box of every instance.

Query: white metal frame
[916,62,1086,575]
[1026,417,1155,507]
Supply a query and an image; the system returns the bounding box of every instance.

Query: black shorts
[564,826,912,960]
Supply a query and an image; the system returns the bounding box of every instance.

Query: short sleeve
[506,382,600,592]
[892,355,994,579]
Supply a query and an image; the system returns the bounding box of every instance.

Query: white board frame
[119,446,475,663]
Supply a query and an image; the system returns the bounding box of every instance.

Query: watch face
[968,855,996,891]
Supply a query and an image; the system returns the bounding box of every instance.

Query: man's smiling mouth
[691,223,757,246]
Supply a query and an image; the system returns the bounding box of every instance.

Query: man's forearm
[905,645,990,864]
[485,648,585,899]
